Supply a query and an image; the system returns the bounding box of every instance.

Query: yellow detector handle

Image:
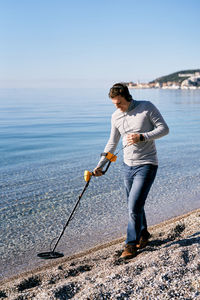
[84,152,117,182]
[105,152,117,162]
[84,170,93,182]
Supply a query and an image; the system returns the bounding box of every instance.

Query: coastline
[1,208,200,299]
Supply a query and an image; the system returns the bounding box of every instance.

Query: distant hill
[150,69,200,84]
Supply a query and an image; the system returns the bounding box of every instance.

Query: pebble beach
[1,208,200,300]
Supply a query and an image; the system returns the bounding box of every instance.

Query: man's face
[111,95,130,112]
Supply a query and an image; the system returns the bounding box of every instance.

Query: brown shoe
[120,244,137,259]
[136,232,151,249]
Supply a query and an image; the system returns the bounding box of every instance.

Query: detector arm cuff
[100,152,117,162]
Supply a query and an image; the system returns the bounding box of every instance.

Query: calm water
[0,88,200,279]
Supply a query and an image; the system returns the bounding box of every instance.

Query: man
[93,83,169,259]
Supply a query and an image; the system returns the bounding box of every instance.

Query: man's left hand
[127,133,140,145]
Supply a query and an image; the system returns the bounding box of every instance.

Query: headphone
[110,83,132,102]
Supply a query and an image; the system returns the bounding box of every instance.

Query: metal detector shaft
[51,178,91,253]
[51,158,113,253]
[38,149,125,259]
[102,160,112,175]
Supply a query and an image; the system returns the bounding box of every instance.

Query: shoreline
[1,208,200,299]
[1,208,198,284]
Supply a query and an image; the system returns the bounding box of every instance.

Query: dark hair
[108,83,132,102]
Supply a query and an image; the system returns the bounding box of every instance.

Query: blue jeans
[123,163,158,245]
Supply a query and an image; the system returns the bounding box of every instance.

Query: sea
[0,88,200,279]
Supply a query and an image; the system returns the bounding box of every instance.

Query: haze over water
[0,88,199,279]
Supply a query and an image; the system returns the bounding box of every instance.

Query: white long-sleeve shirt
[97,99,169,168]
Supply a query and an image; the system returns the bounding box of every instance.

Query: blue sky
[0,0,200,88]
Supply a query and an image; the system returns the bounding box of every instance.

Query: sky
[0,0,200,88]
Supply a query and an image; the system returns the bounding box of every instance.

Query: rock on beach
[0,209,200,299]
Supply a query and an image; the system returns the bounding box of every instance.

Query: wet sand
[0,208,200,299]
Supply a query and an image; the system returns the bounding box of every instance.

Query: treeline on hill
[150,69,200,84]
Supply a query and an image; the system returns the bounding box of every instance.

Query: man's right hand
[93,167,103,176]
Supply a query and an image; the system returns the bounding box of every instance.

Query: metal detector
[37,152,117,259]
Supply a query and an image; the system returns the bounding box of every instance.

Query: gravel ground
[0,208,200,300]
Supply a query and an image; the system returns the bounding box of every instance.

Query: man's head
[109,83,133,112]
